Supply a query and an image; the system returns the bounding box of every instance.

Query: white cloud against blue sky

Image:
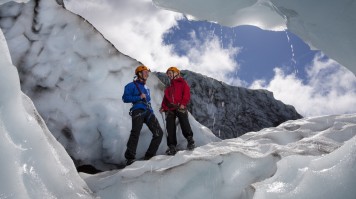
[64,0,356,117]
[65,0,240,82]
[251,53,356,116]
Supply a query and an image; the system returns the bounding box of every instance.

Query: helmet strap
[173,72,179,79]
[136,72,147,83]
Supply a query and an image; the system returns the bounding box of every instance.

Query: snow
[0,0,219,169]
[0,0,355,198]
[81,114,356,199]
[0,26,95,198]
[0,0,27,5]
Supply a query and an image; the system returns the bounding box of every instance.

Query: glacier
[0,0,355,198]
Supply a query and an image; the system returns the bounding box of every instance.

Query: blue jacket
[122,80,153,112]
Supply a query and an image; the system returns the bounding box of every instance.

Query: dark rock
[156,70,302,139]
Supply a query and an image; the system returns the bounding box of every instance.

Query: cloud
[64,0,241,83]
[65,0,180,64]
[176,30,241,82]
[250,53,356,117]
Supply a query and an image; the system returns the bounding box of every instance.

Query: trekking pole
[160,112,168,137]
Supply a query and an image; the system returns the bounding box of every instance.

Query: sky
[1,0,356,198]
[162,20,315,85]
[64,0,356,117]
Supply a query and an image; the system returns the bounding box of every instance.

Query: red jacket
[161,77,190,111]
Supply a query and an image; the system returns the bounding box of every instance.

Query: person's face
[140,70,150,80]
[166,70,174,80]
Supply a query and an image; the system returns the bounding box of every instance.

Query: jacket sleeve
[161,89,169,110]
[180,80,190,106]
[122,83,141,103]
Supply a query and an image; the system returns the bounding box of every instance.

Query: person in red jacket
[160,66,195,155]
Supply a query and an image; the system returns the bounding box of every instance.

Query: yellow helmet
[135,65,150,74]
[166,66,180,74]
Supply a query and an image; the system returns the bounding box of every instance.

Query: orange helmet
[135,65,150,74]
[166,66,180,74]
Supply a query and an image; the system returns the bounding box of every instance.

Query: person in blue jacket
[122,65,163,166]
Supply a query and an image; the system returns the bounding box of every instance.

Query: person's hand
[179,104,185,110]
[159,107,164,113]
[177,104,187,113]
[140,93,146,99]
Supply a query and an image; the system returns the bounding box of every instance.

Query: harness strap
[167,103,178,109]
[129,80,152,117]
[133,80,144,98]
[130,109,153,123]
[133,80,152,109]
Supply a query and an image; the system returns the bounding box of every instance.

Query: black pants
[166,110,193,147]
[125,109,163,160]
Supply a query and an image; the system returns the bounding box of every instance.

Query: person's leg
[125,109,145,162]
[176,110,193,138]
[166,111,177,147]
[145,113,163,159]
[165,111,177,155]
[176,110,195,150]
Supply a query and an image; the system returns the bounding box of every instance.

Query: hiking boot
[126,159,135,166]
[144,155,153,160]
[187,137,195,150]
[166,145,177,155]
